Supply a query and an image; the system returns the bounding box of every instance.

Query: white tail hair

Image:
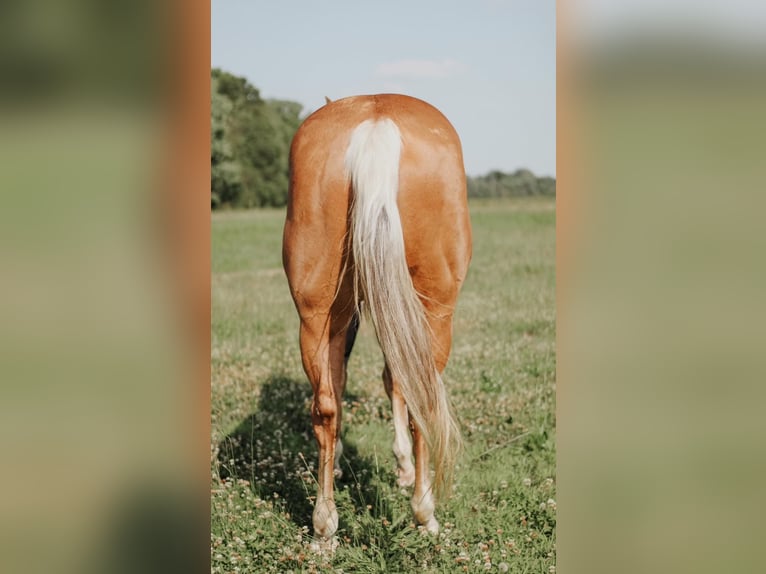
[344,118,461,499]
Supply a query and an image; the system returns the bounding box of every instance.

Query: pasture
[211,198,556,573]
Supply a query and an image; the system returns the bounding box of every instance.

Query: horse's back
[284,94,472,314]
[290,94,464,191]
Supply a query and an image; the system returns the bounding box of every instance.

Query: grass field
[211,198,556,573]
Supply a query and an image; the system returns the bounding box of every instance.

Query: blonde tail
[344,118,461,499]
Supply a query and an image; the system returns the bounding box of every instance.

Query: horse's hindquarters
[283,93,471,539]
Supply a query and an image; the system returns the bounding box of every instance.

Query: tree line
[467,169,555,198]
[211,69,555,209]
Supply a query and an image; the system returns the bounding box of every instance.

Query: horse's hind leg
[382,371,439,530]
[383,365,416,487]
[411,310,456,534]
[332,311,359,479]
[411,424,438,532]
[299,313,350,540]
[380,310,454,533]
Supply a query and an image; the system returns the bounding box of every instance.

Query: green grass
[211,197,556,573]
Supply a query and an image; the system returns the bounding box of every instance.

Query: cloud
[375,59,467,79]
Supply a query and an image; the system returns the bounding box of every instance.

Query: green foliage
[467,169,556,199]
[210,68,304,209]
[211,75,240,208]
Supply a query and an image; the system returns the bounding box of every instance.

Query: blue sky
[212,1,556,177]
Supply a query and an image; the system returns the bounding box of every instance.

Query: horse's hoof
[309,536,339,554]
[396,467,415,487]
[423,517,440,534]
[312,498,338,540]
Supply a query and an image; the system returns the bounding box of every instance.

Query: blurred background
[559,2,766,574]
[0,1,208,573]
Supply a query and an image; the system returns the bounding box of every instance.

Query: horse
[282,94,472,540]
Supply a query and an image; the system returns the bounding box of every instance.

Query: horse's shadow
[216,374,389,529]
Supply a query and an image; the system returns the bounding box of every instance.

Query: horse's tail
[344,118,461,499]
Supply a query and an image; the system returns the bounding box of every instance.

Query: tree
[211,75,241,208]
[210,68,304,208]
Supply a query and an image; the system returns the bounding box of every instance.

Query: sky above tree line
[212,0,556,177]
